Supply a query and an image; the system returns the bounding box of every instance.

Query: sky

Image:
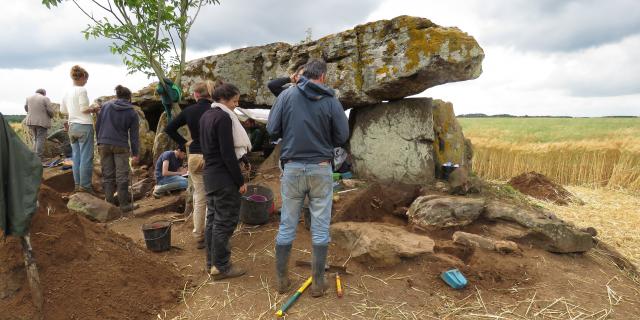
[1,0,638,117]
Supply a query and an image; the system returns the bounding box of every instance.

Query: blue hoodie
[267,76,349,163]
[96,98,140,156]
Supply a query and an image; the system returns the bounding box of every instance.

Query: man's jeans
[204,184,241,273]
[68,123,94,190]
[188,154,207,240]
[29,125,47,160]
[276,162,333,246]
[156,175,188,191]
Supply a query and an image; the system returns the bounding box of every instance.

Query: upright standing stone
[350,98,436,184]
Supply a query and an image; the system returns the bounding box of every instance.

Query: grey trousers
[98,144,131,206]
[29,125,47,160]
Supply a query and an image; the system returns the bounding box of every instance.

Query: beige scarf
[211,102,252,159]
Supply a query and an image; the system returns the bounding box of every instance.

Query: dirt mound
[0,185,182,320]
[508,171,582,205]
[333,183,421,224]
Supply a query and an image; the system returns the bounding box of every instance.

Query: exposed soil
[4,170,640,319]
[0,185,183,320]
[509,171,583,205]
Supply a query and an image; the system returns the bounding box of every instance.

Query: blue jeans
[157,175,188,190]
[68,123,94,190]
[276,162,333,246]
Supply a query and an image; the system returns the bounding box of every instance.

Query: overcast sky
[1,0,638,116]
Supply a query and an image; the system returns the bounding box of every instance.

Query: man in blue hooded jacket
[95,85,140,212]
[267,59,349,297]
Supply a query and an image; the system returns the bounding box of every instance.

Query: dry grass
[530,186,640,269]
[460,118,640,192]
[470,139,640,192]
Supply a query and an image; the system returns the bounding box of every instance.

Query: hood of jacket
[296,76,335,101]
[110,98,134,111]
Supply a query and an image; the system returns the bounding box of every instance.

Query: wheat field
[459,118,640,192]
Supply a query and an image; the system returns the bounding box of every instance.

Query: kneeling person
[153,147,188,197]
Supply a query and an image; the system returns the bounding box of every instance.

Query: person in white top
[60,65,99,193]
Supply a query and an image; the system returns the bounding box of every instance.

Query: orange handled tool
[336,273,343,298]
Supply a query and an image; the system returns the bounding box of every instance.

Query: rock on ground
[484,201,595,253]
[67,192,122,222]
[350,98,436,184]
[132,15,484,110]
[407,195,485,228]
[452,231,520,254]
[331,222,435,267]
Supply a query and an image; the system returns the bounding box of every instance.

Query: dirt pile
[508,171,582,205]
[0,185,182,320]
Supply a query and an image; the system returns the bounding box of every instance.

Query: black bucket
[240,185,274,225]
[142,220,172,252]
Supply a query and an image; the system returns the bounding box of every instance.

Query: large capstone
[349,98,436,184]
[132,15,483,109]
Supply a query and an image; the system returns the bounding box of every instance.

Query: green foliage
[41,0,219,86]
[4,115,26,124]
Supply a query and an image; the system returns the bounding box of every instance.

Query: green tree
[42,0,219,94]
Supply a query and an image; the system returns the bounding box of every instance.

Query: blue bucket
[441,268,468,289]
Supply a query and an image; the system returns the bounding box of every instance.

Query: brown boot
[212,264,246,280]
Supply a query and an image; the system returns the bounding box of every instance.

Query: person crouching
[153,146,188,197]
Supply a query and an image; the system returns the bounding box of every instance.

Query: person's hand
[239,184,247,194]
[63,121,69,132]
[178,167,188,175]
[131,156,140,166]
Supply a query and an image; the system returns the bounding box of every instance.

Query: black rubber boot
[275,244,292,294]
[117,183,136,212]
[311,245,328,297]
[103,183,117,206]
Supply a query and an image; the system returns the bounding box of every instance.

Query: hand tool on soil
[20,234,43,320]
[335,272,343,298]
[276,276,312,317]
[295,260,350,274]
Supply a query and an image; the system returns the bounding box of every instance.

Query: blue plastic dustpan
[441,268,468,289]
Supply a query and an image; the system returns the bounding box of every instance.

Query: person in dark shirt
[199,82,248,280]
[95,85,140,212]
[165,81,216,248]
[267,64,305,97]
[153,147,188,197]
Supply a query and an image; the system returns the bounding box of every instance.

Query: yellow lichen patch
[404,27,479,72]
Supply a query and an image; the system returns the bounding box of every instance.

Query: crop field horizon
[459,117,640,192]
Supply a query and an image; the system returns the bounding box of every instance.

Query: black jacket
[267,77,294,97]
[165,98,211,154]
[199,108,244,191]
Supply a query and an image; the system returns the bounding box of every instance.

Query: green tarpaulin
[0,113,42,236]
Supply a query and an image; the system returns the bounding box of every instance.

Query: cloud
[0,62,150,115]
[0,0,384,69]
[548,34,640,97]
[368,0,640,52]
[187,0,384,50]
